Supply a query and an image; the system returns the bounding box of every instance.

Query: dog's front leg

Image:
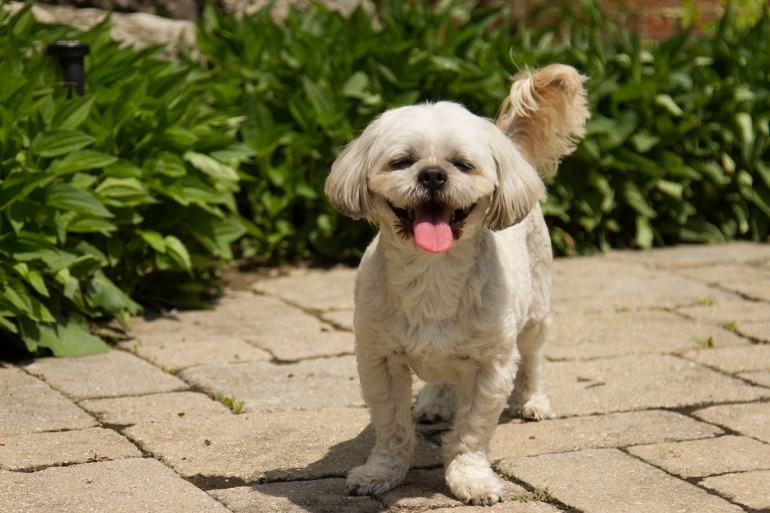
[347,352,415,497]
[443,362,513,505]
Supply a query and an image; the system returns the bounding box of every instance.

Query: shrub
[194,0,769,261]
[0,4,248,356]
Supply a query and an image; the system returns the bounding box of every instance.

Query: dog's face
[325,102,546,253]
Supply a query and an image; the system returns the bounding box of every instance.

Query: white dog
[325,64,589,505]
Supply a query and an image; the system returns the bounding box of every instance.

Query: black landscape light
[47,41,90,97]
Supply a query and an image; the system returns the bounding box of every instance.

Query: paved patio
[1,241,769,512]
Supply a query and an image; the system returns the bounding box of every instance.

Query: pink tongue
[413,204,454,253]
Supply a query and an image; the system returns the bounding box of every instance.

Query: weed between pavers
[215,393,245,414]
[516,486,554,503]
[694,335,715,348]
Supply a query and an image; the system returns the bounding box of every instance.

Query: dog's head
[325,65,589,254]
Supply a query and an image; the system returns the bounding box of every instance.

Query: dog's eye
[389,158,415,170]
[451,160,473,173]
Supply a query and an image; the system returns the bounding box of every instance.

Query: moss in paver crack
[215,393,245,414]
[695,335,716,348]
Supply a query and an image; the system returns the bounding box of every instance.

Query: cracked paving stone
[253,268,356,311]
[0,458,230,513]
[498,448,743,513]
[700,469,770,511]
[692,403,770,443]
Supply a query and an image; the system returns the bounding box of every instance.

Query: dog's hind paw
[346,463,405,497]
[509,392,554,421]
[412,383,455,423]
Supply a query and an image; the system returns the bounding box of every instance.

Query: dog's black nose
[418,166,447,192]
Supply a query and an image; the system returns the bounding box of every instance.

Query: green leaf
[31,130,96,158]
[654,94,683,117]
[53,95,96,130]
[164,235,193,273]
[47,183,114,218]
[137,230,166,252]
[50,150,119,174]
[184,151,239,183]
[19,316,110,357]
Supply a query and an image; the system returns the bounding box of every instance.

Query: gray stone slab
[0,427,140,471]
[544,354,770,417]
[131,291,354,363]
[0,458,230,513]
[735,321,770,343]
[0,366,96,437]
[498,448,743,513]
[700,469,770,511]
[24,351,187,400]
[681,344,770,374]
[693,403,770,443]
[320,309,355,332]
[124,407,441,484]
[740,370,770,387]
[551,264,737,314]
[120,330,271,373]
[80,392,231,427]
[679,263,770,301]
[677,299,770,326]
[603,242,770,269]
[254,268,356,311]
[379,468,561,512]
[548,310,747,360]
[178,356,364,414]
[490,410,722,460]
[209,479,382,513]
[627,435,770,478]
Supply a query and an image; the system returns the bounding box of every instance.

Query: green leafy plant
[0,4,249,356]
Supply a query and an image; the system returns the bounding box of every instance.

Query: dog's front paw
[445,456,504,506]
[346,463,406,497]
[510,392,553,421]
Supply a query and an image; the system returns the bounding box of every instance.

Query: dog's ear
[325,125,378,220]
[497,64,590,177]
[484,125,546,231]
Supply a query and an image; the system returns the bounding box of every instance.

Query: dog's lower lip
[389,202,474,227]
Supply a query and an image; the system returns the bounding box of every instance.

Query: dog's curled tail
[496,64,590,178]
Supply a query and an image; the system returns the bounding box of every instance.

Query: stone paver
[627,435,770,478]
[681,344,770,374]
[254,268,356,311]
[3,241,770,513]
[700,470,770,511]
[548,310,747,360]
[124,407,441,485]
[498,448,744,513]
[739,370,770,387]
[679,263,770,301]
[0,366,96,436]
[24,351,187,400]
[693,402,770,443]
[551,259,738,313]
[119,331,272,373]
[209,478,383,513]
[80,391,231,426]
[545,354,770,417]
[490,410,722,459]
[0,427,140,471]
[0,458,230,513]
[178,356,363,413]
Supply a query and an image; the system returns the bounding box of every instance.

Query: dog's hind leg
[509,317,553,420]
[412,383,455,423]
[347,354,415,497]
[443,362,513,506]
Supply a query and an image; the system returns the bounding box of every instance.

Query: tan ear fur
[324,125,378,220]
[484,124,546,231]
[497,64,590,177]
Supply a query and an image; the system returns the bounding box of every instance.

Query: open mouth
[389,201,475,253]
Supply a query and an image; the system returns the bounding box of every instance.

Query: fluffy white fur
[325,64,589,506]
